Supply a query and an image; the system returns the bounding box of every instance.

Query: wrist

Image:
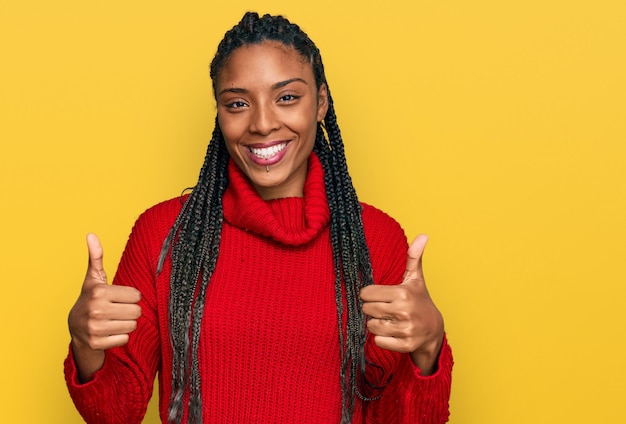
[410,333,444,376]
[71,340,105,383]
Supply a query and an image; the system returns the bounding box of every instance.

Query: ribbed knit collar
[222,153,330,246]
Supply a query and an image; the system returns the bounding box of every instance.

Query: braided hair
[158,12,380,423]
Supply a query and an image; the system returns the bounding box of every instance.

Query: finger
[402,234,428,284]
[86,233,107,283]
[101,334,132,350]
[90,302,142,321]
[372,334,415,354]
[87,333,133,351]
[360,284,403,303]
[362,300,394,319]
[88,318,139,337]
[363,299,412,324]
[105,285,142,304]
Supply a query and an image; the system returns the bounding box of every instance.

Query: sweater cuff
[64,343,111,413]
[410,333,452,380]
[64,343,101,388]
[64,343,84,387]
[64,343,139,423]
[399,334,452,423]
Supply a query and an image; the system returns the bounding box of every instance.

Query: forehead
[216,41,314,88]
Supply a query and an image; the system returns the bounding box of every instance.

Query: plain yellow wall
[1,1,625,422]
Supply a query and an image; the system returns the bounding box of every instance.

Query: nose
[249,104,280,135]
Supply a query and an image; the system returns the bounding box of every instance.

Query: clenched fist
[68,233,142,382]
[360,234,444,375]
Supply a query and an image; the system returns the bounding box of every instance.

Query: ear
[316,83,329,122]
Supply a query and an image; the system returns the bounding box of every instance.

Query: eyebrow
[217,77,308,97]
[272,77,308,89]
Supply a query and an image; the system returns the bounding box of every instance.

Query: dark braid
[157,119,229,423]
[158,12,381,423]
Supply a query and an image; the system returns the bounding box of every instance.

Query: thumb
[402,234,428,284]
[86,233,107,284]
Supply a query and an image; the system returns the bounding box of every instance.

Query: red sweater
[65,154,452,423]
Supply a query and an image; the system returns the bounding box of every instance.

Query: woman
[65,12,453,423]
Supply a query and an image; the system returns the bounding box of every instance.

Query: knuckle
[86,335,102,350]
[396,288,410,301]
[395,309,411,322]
[405,321,417,335]
[88,307,105,320]
[89,284,108,299]
[86,320,101,335]
[383,318,396,328]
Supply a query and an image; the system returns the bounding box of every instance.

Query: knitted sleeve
[64,199,177,424]
[360,204,453,424]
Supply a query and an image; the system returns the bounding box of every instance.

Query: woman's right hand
[68,233,142,382]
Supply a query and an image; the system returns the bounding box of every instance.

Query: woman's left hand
[360,234,444,375]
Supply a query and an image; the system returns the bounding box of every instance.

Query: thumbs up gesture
[68,234,142,382]
[360,235,444,375]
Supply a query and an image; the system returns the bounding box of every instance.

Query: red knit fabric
[65,154,453,423]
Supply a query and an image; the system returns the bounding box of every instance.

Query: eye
[278,94,300,103]
[225,100,248,109]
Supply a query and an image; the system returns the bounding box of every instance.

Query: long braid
[157,118,229,423]
[159,12,383,423]
[315,88,380,421]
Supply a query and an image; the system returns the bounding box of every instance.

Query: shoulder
[361,202,407,245]
[113,196,187,288]
[126,195,188,250]
[136,195,187,227]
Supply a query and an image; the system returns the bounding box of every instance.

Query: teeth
[249,142,287,160]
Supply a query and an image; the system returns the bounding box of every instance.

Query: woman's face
[215,41,328,200]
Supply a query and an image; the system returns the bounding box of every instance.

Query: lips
[246,141,289,166]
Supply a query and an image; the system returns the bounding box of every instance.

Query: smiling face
[215,41,328,200]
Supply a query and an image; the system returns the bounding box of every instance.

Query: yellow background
[1,0,624,422]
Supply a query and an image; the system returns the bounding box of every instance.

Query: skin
[215,41,328,200]
[361,234,444,375]
[68,40,444,382]
[68,233,141,382]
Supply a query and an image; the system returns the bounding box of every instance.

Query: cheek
[301,115,319,142]
[217,115,241,145]
[287,108,318,139]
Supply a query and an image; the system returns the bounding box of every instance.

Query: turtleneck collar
[222,153,330,246]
